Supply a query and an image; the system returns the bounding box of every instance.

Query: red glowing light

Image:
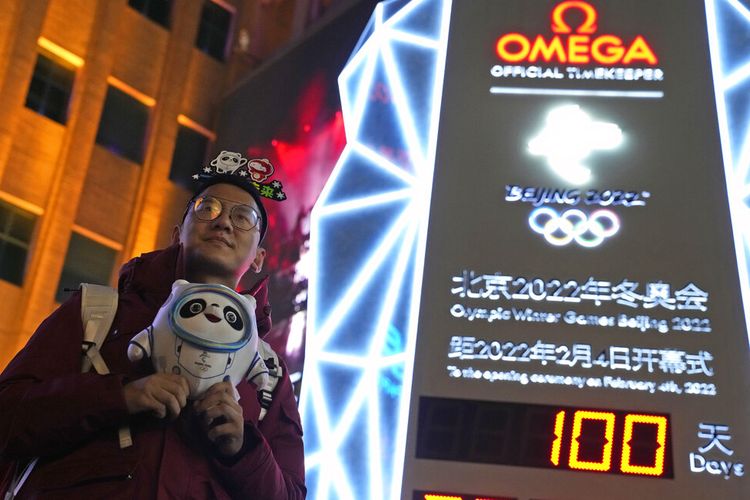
[419,494,513,500]
[550,410,565,466]
[568,410,616,472]
[620,414,667,476]
[495,0,658,66]
[548,409,669,476]
[551,1,597,34]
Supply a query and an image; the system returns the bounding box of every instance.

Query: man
[0,155,305,499]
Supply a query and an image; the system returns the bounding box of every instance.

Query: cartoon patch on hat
[193,151,286,201]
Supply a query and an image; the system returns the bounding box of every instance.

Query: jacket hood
[118,243,272,337]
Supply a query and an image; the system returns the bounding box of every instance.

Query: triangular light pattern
[300,0,452,498]
[707,0,750,346]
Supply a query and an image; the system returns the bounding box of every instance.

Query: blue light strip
[706,0,750,346]
[300,0,453,498]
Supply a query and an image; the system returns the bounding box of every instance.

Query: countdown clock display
[416,398,672,477]
[400,1,750,499]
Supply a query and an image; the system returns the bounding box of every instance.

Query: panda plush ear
[172,279,190,289]
[167,279,190,304]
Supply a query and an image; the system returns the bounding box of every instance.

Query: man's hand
[194,381,244,457]
[123,373,189,420]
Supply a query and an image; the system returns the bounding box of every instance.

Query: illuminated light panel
[620,414,668,476]
[550,410,565,466]
[177,114,216,141]
[528,104,623,185]
[568,410,616,472]
[210,0,236,13]
[706,0,750,346]
[106,76,156,107]
[71,224,123,251]
[37,37,84,68]
[300,1,453,499]
[416,492,514,500]
[490,87,664,99]
[0,190,43,216]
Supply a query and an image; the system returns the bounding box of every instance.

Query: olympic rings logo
[528,207,620,248]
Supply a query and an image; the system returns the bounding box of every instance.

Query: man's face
[174,183,264,283]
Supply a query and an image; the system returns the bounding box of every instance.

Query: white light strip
[365,219,418,499]
[379,353,407,366]
[391,0,453,496]
[352,142,418,185]
[314,206,414,347]
[316,351,407,368]
[383,0,424,29]
[381,39,427,171]
[388,29,440,49]
[317,188,413,216]
[728,0,750,22]
[490,86,665,98]
[735,126,750,183]
[342,27,383,143]
[723,58,750,90]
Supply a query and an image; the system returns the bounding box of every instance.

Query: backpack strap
[79,283,132,449]
[6,285,126,498]
[80,284,119,375]
[253,340,283,421]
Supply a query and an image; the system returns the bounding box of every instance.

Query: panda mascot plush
[127,279,270,402]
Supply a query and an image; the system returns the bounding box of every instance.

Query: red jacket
[0,244,305,499]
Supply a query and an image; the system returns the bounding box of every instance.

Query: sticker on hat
[193,151,287,201]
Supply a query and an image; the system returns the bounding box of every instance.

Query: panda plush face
[170,288,250,349]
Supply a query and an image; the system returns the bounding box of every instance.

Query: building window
[56,232,117,302]
[196,1,233,61]
[170,123,211,190]
[128,0,172,28]
[96,85,150,164]
[25,53,75,124]
[0,200,36,286]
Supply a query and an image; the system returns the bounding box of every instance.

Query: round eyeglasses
[191,195,262,232]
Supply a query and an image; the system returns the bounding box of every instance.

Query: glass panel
[24,53,74,125]
[196,1,232,61]
[169,124,210,189]
[8,211,35,243]
[56,233,117,302]
[0,242,27,286]
[96,86,150,164]
[128,0,172,28]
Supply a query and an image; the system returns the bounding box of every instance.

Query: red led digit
[568,410,616,472]
[550,410,566,466]
[424,495,463,500]
[620,414,668,476]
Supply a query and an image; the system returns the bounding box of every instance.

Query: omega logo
[495,0,658,66]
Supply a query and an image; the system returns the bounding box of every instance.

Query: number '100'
[549,410,668,476]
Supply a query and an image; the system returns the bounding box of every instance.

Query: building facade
[0,0,336,368]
